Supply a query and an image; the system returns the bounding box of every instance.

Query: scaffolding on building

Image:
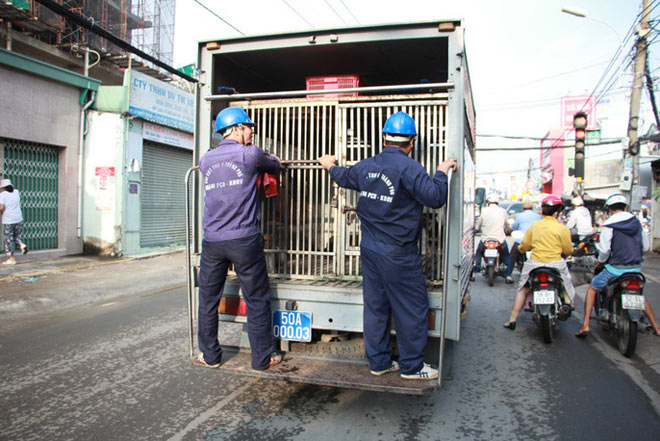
[0,0,176,79]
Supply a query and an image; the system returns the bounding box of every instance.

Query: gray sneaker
[400,363,438,380]
[370,361,400,376]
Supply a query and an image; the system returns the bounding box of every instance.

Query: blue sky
[173,1,651,174]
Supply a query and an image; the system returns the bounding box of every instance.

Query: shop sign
[129,70,194,133]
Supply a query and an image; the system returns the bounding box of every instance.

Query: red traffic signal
[573,112,587,179]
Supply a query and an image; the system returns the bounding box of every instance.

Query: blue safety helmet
[215,106,255,133]
[382,111,417,137]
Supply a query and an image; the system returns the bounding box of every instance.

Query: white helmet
[487,194,499,204]
[571,196,583,206]
[604,193,627,207]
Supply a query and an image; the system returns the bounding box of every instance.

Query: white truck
[185,20,476,394]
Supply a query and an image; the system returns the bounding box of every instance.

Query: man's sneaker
[505,276,514,284]
[191,353,221,369]
[400,363,439,380]
[370,361,400,376]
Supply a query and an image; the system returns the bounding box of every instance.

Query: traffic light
[573,112,587,180]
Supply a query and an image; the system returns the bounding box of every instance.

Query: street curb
[0,248,185,283]
[0,258,137,283]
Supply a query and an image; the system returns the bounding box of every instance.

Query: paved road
[1,258,659,440]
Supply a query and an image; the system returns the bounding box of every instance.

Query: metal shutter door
[2,138,59,250]
[140,142,192,247]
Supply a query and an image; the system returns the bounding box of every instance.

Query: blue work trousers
[361,246,428,375]
[198,233,274,369]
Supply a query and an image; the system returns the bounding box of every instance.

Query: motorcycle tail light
[535,272,554,283]
[620,279,644,290]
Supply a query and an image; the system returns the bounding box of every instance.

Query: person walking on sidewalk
[194,106,283,370]
[0,179,28,265]
[318,111,457,380]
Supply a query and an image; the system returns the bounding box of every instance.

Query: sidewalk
[0,247,184,283]
[0,249,187,332]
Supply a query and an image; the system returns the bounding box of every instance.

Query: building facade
[0,48,101,258]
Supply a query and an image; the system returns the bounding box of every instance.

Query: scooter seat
[605,271,645,286]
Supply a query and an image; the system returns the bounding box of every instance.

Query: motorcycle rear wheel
[487,265,495,287]
[617,308,637,357]
[540,314,553,344]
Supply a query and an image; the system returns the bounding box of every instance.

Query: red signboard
[95,167,115,177]
[561,95,597,130]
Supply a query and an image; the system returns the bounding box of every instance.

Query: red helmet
[541,195,563,207]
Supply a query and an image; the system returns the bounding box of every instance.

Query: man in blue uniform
[194,106,283,370]
[318,111,457,380]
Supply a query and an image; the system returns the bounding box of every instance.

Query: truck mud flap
[213,348,437,395]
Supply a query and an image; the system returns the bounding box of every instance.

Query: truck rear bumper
[211,347,438,395]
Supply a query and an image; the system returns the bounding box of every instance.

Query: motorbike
[593,271,646,357]
[566,232,600,284]
[482,239,506,287]
[528,267,571,344]
[510,230,528,272]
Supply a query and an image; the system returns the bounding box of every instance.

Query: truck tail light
[219,296,247,316]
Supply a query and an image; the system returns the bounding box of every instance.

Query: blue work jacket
[329,146,448,255]
[200,139,280,241]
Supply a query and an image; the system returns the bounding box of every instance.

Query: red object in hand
[256,173,279,198]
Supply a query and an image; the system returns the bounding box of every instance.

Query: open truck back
[186,20,476,394]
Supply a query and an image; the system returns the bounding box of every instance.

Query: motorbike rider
[504,195,575,330]
[576,193,660,337]
[565,196,593,241]
[472,195,514,284]
[510,199,541,268]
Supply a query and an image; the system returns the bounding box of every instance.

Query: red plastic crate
[305,75,360,97]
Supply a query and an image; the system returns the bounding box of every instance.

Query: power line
[338,0,360,24]
[578,12,639,113]
[324,0,347,25]
[193,0,244,36]
[281,0,315,28]
[478,134,571,141]
[483,60,611,94]
[480,86,629,111]
[31,0,197,82]
[475,139,623,151]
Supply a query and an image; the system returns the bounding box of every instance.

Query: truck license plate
[621,294,645,310]
[533,290,555,305]
[273,310,312,342]
[484,249,498,257]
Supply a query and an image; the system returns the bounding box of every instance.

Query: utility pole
[624,0,652,206]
